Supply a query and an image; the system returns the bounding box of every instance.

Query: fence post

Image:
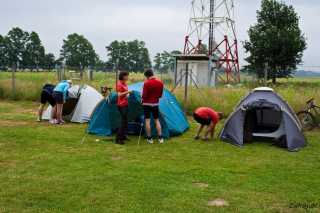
[264,63,268,87]
[59,61,63,81]
[184,63,189,114]
[12,61,15,101]
[115,60,119,88]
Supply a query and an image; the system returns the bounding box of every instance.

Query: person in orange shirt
[115,71,133,145]
[193,107,223,141]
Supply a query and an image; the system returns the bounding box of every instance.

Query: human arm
[117,90,133,97]
[141,83,147,99]
[210,124,216,140]
[62,84,70,100]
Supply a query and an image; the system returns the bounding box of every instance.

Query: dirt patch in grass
[192,182,209,188]
[110,155,123,160]
[207,198,229,206]
[16,108,37,114]
[0,121,29,127]
[0,162,16,167]
[0,143,5,146]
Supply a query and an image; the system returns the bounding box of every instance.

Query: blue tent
[87,82,189,138]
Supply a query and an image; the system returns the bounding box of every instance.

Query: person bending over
[52,80,73,124]
[38,84,57,123]
[193,107,223,141]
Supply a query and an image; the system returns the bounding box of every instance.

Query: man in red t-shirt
[142,69,164,143]
[115,71,133,145]
[193,107,223,141]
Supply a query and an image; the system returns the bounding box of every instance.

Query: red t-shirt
[142,77,163,106]
[194,107,219,125]
[117,81,129,106]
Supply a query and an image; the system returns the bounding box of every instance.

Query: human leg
[116,105,129,144]
[50,105,57,120]
[56,103,63,122]
[38,103,45,121]
[145,118,151,137]
[196,124,205,136]
[203,123,213,138]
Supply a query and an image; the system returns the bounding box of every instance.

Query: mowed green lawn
[0,101,319,212]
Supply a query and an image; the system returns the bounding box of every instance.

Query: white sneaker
[158,138,164,143]
[37,118,42,122]
[147,138,153,143]
[50,119,57,124]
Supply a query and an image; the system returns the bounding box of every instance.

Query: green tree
[154,50,182,73]
[106,40,128,69]
[0,34,8,67]
[60,33,99,68]
[169,50,182,71]
[41,53,56,71]
[160,51,171,73]
[3,27,29,67]
[242,0,307,83]
[106,39,151,72]
[21,31,45,71]
[154,53,161,71]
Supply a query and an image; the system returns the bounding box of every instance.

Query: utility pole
[12,61,15,101]
[115,59,119,88]
[184,63,189,114]
[59,61,63,82]
[264,63,268,87]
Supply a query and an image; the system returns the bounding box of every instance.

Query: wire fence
[1,65,318,87]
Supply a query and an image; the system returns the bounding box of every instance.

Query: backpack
[272,134,287,148]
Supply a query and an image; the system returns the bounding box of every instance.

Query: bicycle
[296,98,320,131]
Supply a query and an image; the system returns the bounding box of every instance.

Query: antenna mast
[184,0,240,85]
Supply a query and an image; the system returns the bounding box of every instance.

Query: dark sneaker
[115,140,125,145]
[123,136,130,141]
[56,121,63,124]
[201,138,209,141]
[194,135,199,139]
[37,118,42,122]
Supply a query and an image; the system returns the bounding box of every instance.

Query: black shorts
[52,91,64,104]
[143,105,159,119]
[193,112,211,125]
[41,90,56,106]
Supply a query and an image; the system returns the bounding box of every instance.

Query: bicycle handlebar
[307,98,314,104]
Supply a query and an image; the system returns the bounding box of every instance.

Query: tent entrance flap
[62,98,79,116]
[244,108,285,142]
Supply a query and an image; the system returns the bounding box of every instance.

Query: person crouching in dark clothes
[115,71,133,145]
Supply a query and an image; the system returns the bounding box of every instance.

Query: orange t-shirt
[194,107,219,125]
[117,81,128,106]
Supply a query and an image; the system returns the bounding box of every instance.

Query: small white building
[172,54,219,87]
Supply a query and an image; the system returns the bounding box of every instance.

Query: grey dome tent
[218,87,307,151]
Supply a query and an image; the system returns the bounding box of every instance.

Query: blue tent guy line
[87,82,189,138]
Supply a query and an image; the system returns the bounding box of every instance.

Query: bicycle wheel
[296,111,315,131]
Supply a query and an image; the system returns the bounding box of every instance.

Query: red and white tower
[183,0,240,85]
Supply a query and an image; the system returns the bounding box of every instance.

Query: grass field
[0,101,319,212]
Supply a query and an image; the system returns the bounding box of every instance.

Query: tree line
[0,27,181,72]
[0,0,308,83]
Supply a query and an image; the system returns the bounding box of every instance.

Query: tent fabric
[218,87,307,151]
[87,82,189,138]
[43,85,103,123]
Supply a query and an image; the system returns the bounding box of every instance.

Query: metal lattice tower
[183,0,240,85]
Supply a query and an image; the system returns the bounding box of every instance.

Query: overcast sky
[1,0,319,71]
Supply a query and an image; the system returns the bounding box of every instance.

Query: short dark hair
[144,68,154,77]
[119,70,129,80]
